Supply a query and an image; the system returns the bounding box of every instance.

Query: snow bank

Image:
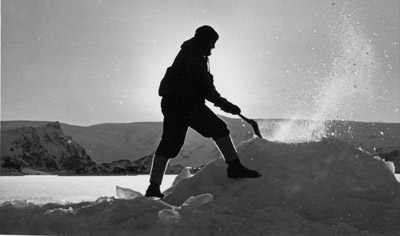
[165,138,399,206]
[0,138,399,236]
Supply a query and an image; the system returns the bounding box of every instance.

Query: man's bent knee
[155,138,184,159]
[211,126,230,141]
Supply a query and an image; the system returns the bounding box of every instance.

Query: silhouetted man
[145,26,261,198]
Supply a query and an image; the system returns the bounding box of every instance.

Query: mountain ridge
[1,118,399,172]
[1,122,96,175]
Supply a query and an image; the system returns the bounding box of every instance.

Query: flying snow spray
[269,4,380,143]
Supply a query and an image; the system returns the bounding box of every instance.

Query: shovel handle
[238,114,247,121]
[238,114,263,138]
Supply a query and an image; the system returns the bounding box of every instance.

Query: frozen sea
[1,174,399,205]
[0,175,177,205]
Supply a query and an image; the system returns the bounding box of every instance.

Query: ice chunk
[45,207,74,215]
[181,193,213,208]
[157,208,181,223]
[116,185,143,199]
[172,167,192,187]
[158,193,213,225]
[385,161,395,174]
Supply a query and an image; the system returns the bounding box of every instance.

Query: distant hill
[1,118,399,172]
[1,117,255,167]
[1,122,95,175]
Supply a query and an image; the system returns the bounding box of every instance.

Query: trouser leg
[151,115,186,184]
[214,136,239,162]
[188,104,230,141]
[186,103,261,178]
[149,155,170,186]
[155,110,188,159]
[146,105,188,198]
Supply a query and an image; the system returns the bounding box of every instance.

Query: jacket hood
[181,38,197,49]
[181,38,211,57]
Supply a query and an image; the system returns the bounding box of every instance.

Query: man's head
[195,25,219,41]
[194,25,219,56]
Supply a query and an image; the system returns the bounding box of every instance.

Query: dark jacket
[158,38,222,105]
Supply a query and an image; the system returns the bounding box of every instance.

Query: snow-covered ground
[1,137,399,236]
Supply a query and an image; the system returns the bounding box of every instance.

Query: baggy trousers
[155,97,230,159]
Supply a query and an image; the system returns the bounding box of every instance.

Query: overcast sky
[1,0,399,126]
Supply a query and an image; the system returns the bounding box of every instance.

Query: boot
[145,155,169,198]
[226,159,261,179]
[145,182,164,198]
[215,136,261,179]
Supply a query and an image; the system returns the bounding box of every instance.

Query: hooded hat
[194,25,219,41]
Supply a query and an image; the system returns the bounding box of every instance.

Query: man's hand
[215,98,241,115]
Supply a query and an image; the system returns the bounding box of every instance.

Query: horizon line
[1,117,400,128]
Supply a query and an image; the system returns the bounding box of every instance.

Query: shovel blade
[239,114,263,138]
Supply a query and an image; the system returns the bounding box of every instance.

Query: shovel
[238,114,263,138]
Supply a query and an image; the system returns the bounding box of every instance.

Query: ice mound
[162,138,400,234]
[1,138,399,236]
[164,138,399,207]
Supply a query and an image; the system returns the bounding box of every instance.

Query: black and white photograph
[1,0,399,235]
